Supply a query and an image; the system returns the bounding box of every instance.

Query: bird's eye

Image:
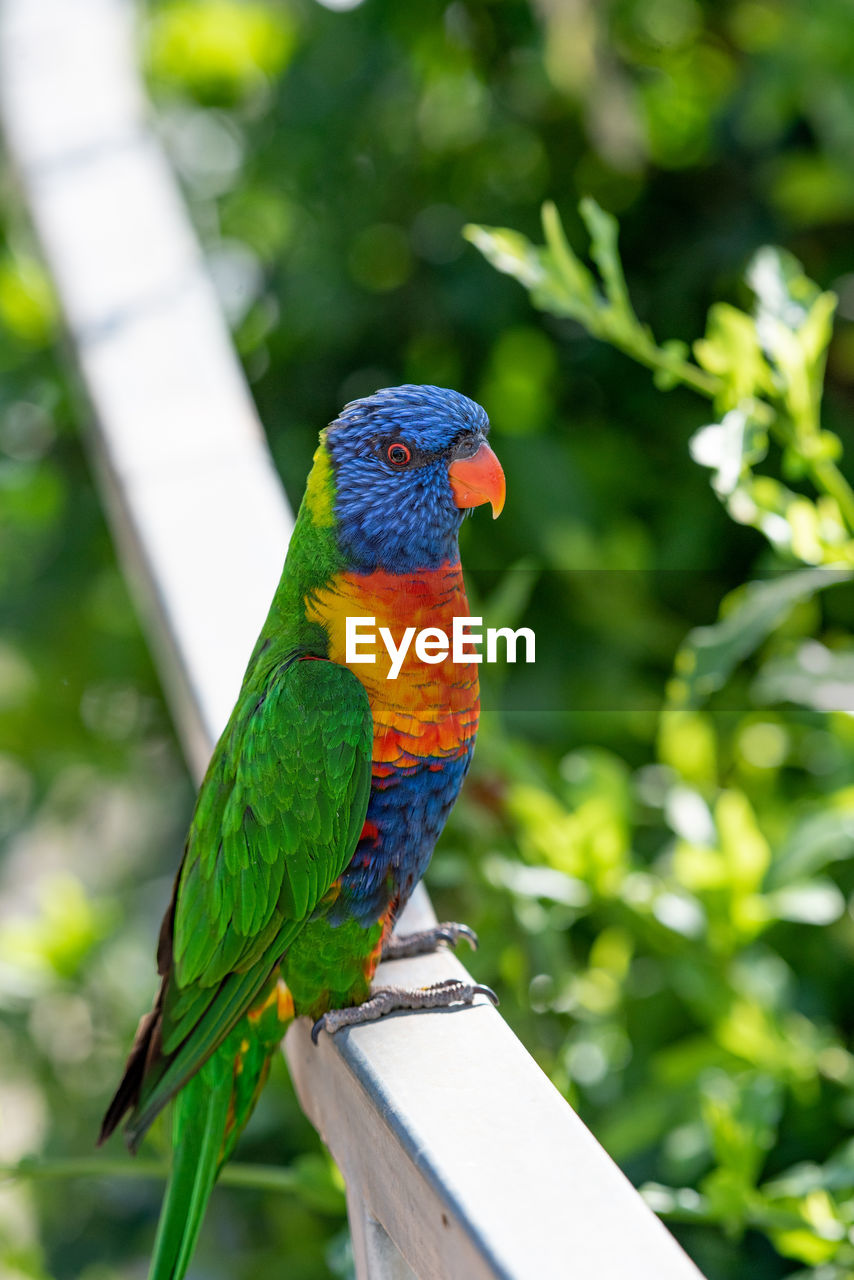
[386,442,411,466]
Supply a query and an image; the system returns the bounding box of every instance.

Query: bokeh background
[2,1,854,1277]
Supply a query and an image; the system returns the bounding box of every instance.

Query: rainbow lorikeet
[99,385,505,1279]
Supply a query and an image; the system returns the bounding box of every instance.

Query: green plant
[460,200,854,1275]
[466,200,854,566]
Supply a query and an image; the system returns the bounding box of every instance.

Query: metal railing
[0,2,705,1276]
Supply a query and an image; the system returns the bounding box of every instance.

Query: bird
[98,384,505,1280]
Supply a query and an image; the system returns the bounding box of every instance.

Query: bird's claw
[310,1014,330,1046]
[310,978,498,1043]
[436,923,478,951]
[381,921,478,961]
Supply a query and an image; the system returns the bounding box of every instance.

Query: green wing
[172,657,371,995]
[104,657,372,1149]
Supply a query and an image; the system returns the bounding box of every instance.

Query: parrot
[98,384,506,1280]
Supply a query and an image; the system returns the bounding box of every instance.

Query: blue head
[324,385,504,573]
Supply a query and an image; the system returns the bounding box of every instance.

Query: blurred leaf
[770,152,854,226]
[754,642,854,713]
[658,709,717,786]
[690,407,768,497]
[483,855,590,907]
[463,224,550,294]
[765,795,854,890]
[670,571,852,707]
[2,1153,346,1215]
[770,1217,844,1267]
[716,790,770,889]
[765,1139,854,1199]
[0,875,111,981]
[693,303,774,409]
[0,255,58,347]
[147,0,296,102]
[578,197,635,329]
[748,247,823,333]
[508,759,630,893]
[766,881,845,926]
[540,200,599,310]
[700,1071,783,1226]
[223,1154,346,1216]
[748,247,837,437]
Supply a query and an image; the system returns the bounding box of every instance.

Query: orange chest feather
[305,562,479,768]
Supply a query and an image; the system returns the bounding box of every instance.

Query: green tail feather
[146,980,291,1280]
[148,1053,233,1280]
[127,921,301,1152]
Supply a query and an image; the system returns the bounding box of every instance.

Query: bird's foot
[381,922,478,961]
[311,978,498,1043]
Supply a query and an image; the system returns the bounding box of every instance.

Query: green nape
[248,434,343,665]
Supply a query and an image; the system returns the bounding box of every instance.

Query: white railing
[0,2,706,1276]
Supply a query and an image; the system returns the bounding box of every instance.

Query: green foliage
[670,571,852,708]
[464,181,854,1277]
[0,252,57,348]
[466,200,854,560]
[147,0,296,103]
[4,2,854,1279]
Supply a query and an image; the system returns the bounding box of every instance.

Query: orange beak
[448,441,506,519]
